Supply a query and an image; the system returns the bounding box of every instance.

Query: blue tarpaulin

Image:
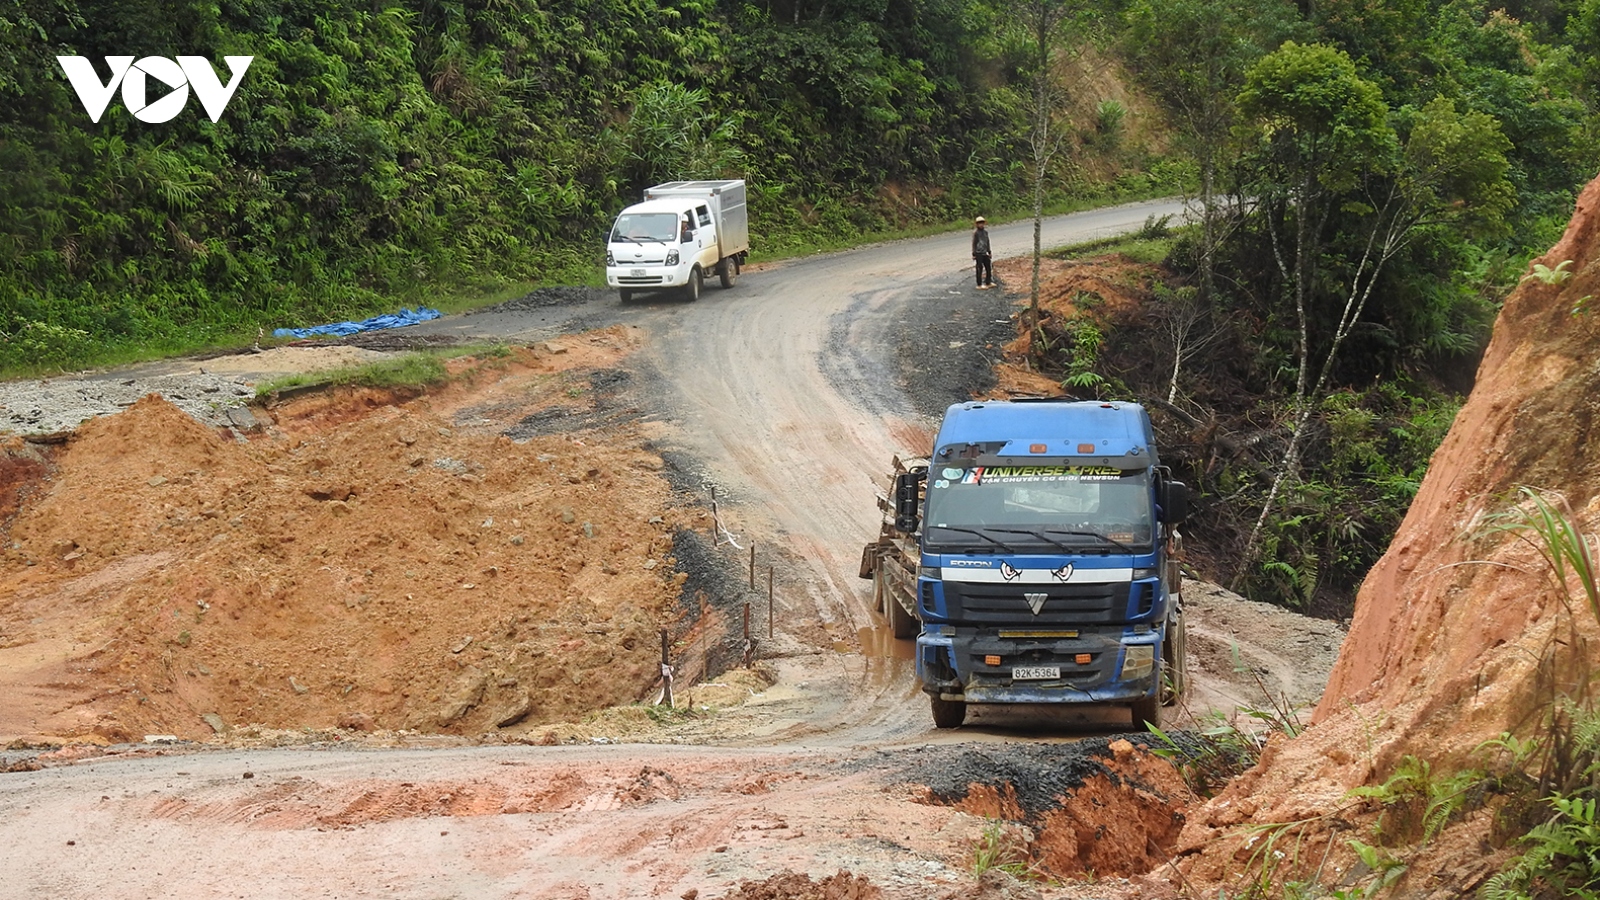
[273,307,442,339]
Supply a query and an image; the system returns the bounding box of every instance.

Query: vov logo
[56,56,253,123]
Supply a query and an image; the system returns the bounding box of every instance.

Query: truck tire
[1132,695,1161,731]
[1161,609,1188,706]
[618,289,633,303]
[719,256,739,289]
[931,696,967,729]
[684,267,702,302]
[887,586,917,640]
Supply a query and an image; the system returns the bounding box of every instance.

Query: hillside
[1171,171,1600,897]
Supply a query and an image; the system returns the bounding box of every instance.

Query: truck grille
[617,276,665,285]
[971,646,1110,688]
[945,581,1124,624]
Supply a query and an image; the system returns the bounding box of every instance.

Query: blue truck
[859,398,1190,729]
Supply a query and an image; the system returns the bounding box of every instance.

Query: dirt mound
[0,331,710,743]
[713,871,883,900]
[904,737,1194,880]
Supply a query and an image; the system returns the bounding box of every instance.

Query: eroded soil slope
[0,328,713,743]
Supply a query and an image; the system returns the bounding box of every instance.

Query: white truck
[604,179,750,302]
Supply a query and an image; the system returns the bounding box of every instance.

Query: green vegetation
[1150,642,1308,798]
[1012,0,1599,615]
[254,342,506,397]
[0,0,1188,374]
[3,0,1597,617]
[969,818,1040,881]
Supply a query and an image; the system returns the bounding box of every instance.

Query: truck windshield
[611,213,679,243]
[922,464,1154,551]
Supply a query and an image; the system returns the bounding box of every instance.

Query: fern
[1526,259,1575,285]
[1491,796,1600,898]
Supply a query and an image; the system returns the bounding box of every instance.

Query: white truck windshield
[923,464,1154,547]
[611,213,679,243]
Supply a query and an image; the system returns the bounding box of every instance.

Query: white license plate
[1012,665,1060,680]
[630,268,647,277]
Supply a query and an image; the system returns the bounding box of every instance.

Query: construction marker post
[742,602,756,667]
[657,628,674,707]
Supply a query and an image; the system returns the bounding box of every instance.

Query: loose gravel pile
[468,285,611,314]
[0,372,257,436]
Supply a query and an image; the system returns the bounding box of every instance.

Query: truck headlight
[666,249,680,265]
[605,250,615,266]
[1120,644,1154,680]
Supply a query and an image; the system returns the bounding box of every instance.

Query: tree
[1011,0,1077,339]
[1122,0,1301,304]
[1233,43,1514,580]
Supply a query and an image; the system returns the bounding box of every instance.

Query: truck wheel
[888,586,917,639]
[1132,695,1161,731]
[618,289,633,303]
[719,257,739,289]
[1161,609,1188,706]
[931,696,966,729]
[684,267,702,302]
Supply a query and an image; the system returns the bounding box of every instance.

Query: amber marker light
[1075,653,1092,665]
[985,655,1002,666]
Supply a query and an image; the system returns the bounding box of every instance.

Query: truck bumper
[916,627,1162,704]
[606,265,691,289]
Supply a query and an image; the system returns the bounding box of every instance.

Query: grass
[253,343,509,399]
[970,818,1038,880]
[1045,214,1187,265]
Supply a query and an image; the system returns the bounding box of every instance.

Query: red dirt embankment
[1175,172,1600,892]
[0,328,703,743]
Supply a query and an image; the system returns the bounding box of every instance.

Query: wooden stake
[658,628,674,707]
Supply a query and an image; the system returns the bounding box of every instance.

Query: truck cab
[864,399,1189,729]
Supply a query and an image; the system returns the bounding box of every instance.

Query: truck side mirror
[1159,480,1189,524]
[893,471,925,533]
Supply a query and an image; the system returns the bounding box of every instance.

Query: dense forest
[0,0,1151,367]
[1,0,1597,609]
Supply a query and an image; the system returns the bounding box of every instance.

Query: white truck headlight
[605,250,615,266]
[1121,644,1154,680]
[666,249,680,265]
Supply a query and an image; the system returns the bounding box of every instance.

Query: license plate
[1012,665,1060,680]
[630,268,647,277]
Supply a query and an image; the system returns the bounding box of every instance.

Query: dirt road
[0,201,1344,899]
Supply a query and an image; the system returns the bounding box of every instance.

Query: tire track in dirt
[634,200,1189,741]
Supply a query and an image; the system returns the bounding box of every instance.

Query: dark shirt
[972,227,991,256]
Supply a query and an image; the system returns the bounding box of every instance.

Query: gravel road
[0,200,1348,899]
